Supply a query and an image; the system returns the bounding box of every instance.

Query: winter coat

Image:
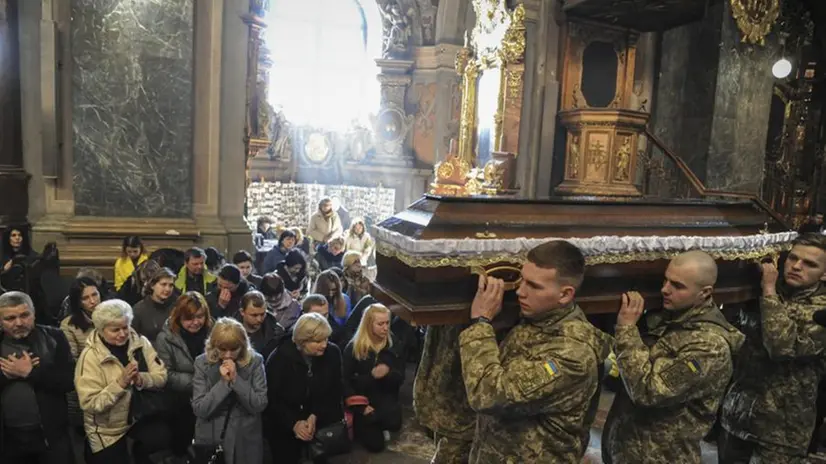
[307,210,343,244]
[114,254,148,291]
[75,328,167,452]
[154,320,199,395]
[264,339,344,438]
[131,296,174,344]
[235,311,286,361]
[191,353,268,464]
[344,232,374,265]
[0,325,75,450]
[342,336,404,419]
[60,315,93,360]
[174,267,217,295]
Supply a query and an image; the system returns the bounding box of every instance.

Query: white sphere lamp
[772,58,792,79]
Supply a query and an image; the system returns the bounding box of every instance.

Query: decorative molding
[730,0,780,45]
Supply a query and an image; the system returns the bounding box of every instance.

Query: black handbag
[128,347,171,423]
[190,402,234,464]
[308,419,351,459]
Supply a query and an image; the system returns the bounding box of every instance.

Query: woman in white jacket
[344,218,374,265]
[75,299,168,464]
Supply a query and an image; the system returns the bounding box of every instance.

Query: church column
[2,0,30,227]
[219,0,254,254]
[652,0,778,193]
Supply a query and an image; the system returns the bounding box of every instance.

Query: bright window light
[266,0,382,131]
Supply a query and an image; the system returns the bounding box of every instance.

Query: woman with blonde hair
[344,217,373,265]
[265,312,346,463]
[341,250,370,304]
[75,299,169,463]
[342,304,404,452]
[192,317,267,464]
[154,291,213,459]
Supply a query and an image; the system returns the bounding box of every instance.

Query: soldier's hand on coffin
[471,275,504,320]
[617,291,645,326]
[759,261,779,294]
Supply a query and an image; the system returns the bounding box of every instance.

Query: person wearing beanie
[205,263,251,319]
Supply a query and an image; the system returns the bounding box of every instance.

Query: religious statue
[614,136,631,181]
[378,0,415,59]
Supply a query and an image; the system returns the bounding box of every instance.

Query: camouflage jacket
[413,325,477,441]
[721,283,826,455]
[459,304,612,464]
[605,298,744,464]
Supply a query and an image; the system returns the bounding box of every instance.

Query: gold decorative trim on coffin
[729,0,781,46]
[376,242,791,268]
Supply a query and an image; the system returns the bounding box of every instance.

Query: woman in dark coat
[265,312,345,464]
[342,303,404,452]
[154,291,213,459]
[275,249,309,299]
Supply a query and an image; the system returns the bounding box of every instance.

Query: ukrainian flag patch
[686,359,701,373]
[543,360,559,377]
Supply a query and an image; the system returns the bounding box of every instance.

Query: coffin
[372,194,794,325]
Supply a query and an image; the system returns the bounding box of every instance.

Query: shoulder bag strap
[219,400,235,441]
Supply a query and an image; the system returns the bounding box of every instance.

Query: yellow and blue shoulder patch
[659,358,702,391]
[515,358,561,397]
[542,360,559,377]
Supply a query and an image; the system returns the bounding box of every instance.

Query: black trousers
[2,429,74,464]
[84,417,171,464]
[353,405,403,453]
[717,430,806,464]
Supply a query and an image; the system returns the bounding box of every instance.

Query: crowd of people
[0,198,413,464]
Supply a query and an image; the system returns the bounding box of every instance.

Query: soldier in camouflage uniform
[603,251,745,464]
[720,233,826,463]
[459,240,612,463]
[413,324,475,464]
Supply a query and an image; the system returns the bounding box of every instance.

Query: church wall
[70,0,195,217]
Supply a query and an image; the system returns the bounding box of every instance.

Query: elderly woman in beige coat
[75,299,169,464]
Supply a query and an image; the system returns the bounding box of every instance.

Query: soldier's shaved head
[670,251,718,288]
[661,251,717,310]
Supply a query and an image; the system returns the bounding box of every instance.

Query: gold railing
[641,128,792,230]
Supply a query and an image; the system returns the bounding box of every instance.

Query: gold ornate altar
[430,1,525,196]
[555,20,649,197]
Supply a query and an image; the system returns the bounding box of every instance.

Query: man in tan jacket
[307,197,343,246]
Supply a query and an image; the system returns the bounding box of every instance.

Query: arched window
[266,0,382,132]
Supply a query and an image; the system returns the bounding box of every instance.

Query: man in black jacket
[206,264,252,319]
[0,291,75,464]
[237,291,285,361]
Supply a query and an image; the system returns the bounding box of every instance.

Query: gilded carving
[730,0,781,45]
[568,135,580,179]
[501,5,526,65]
[585,136,609,181]
[614,136,632,181]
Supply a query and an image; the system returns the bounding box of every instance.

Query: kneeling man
[604,250,744,463]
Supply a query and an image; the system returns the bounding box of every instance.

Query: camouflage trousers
[718,430,807,464]
[431,434,472,464]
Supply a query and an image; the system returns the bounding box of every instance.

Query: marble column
[652,1,778,194]
[70,0,194,217]
[0,0,30,227]
[519,0,562,198]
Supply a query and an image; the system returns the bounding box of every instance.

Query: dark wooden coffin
[372,194,792,326]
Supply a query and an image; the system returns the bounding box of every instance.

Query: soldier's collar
[780,282,824,302]
[646,298,716,330]
[527,302,581,328]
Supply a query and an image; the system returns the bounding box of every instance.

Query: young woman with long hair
[342,304,404,452]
